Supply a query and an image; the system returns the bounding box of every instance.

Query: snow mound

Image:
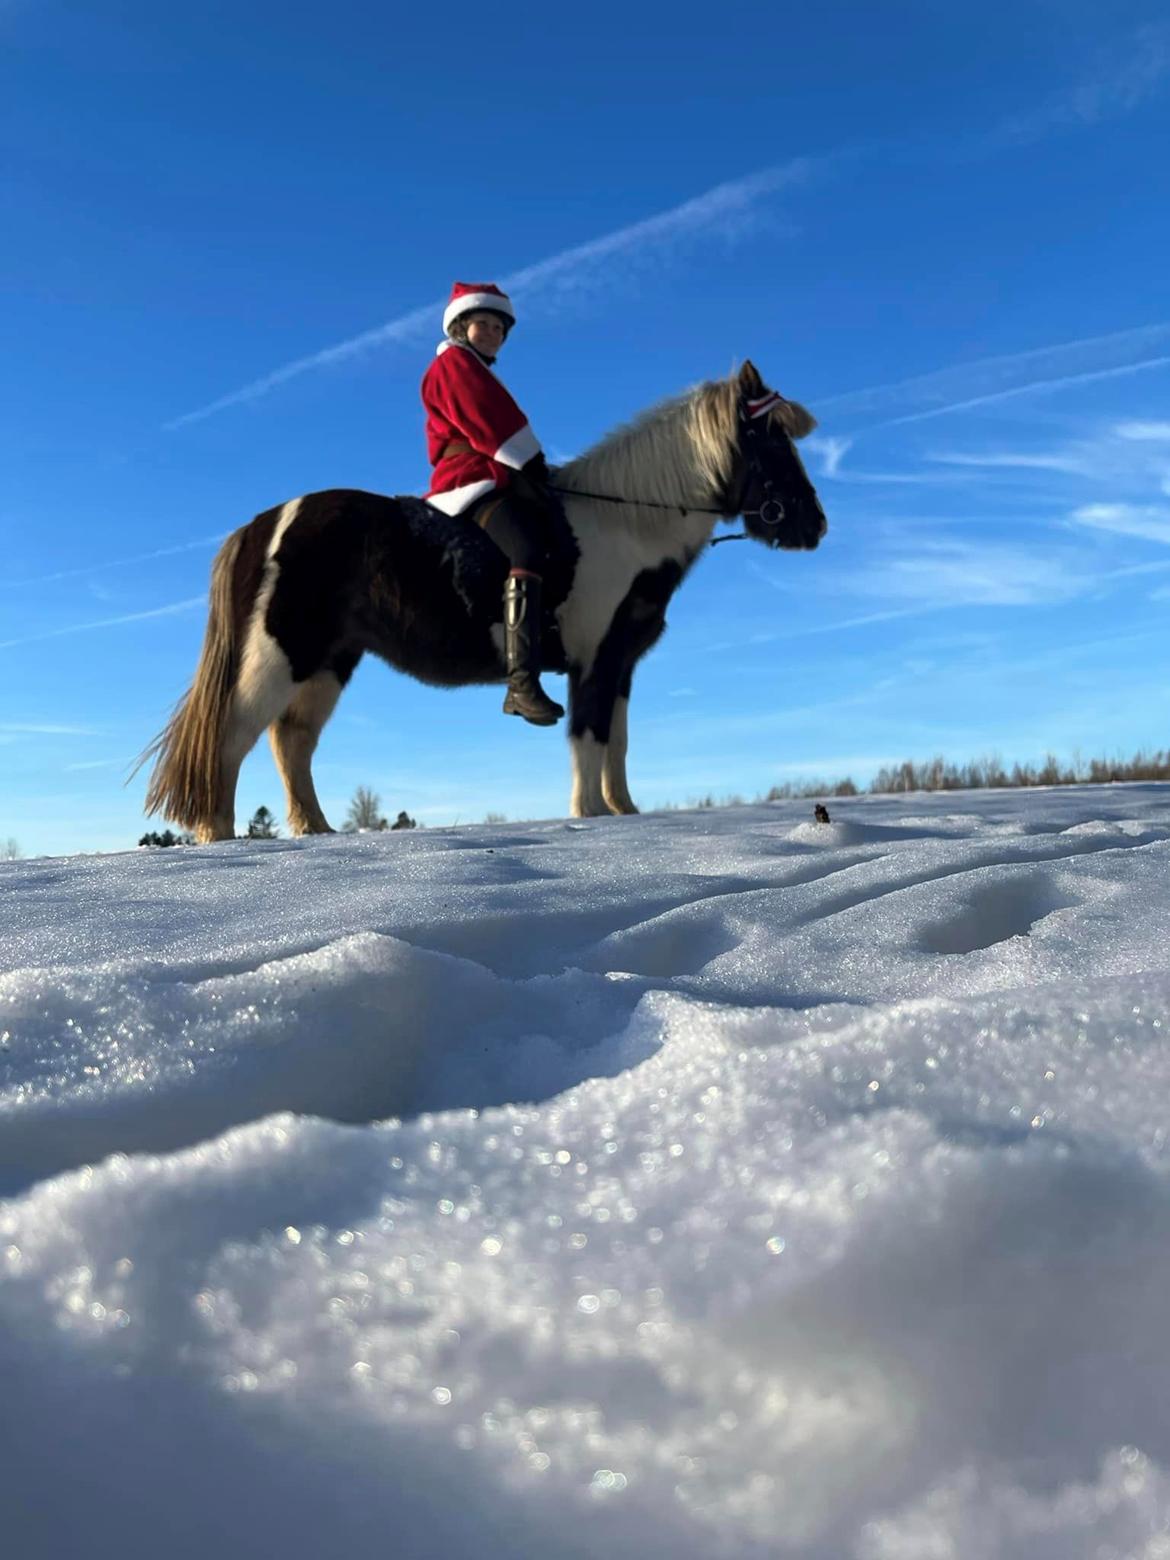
[3,785,1170,1558]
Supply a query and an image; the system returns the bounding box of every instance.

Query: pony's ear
[737,360,765,396]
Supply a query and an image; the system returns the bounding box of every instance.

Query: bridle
[735,389,791,530]
[550,389,794,546]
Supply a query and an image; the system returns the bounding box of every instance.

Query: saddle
[395,484,578,672]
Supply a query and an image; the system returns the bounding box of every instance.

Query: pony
[141,360,826,839]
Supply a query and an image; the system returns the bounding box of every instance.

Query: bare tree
[343,787,388,832]
[2,838,21,860]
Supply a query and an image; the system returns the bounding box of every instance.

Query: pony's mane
[556,372,815,518]
[557,377,740,514]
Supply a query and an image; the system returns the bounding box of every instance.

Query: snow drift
[3,786,1170,1557]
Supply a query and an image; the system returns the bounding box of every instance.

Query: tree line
[137,788,417,846]
[761,747,1170,802]
[122,746,1170,847]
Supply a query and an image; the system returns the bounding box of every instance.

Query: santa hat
[443,281,516,337]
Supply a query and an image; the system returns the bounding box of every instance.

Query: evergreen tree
[138,829,193,848]
[390,810,417,830]
[245,806,279,839]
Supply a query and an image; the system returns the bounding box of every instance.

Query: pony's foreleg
[568,663,622,819]
[601,676,638,816]
[569,732,607,818]
[269,671,345,836]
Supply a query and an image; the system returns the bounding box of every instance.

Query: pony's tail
[138,530,244,832]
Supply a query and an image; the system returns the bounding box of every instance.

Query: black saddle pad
[394,489,578,629]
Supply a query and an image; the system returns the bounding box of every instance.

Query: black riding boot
[502,573,564,726]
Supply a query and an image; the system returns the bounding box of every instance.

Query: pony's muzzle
[777,507,827,550]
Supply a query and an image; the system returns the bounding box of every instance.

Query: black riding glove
[522,453,551,489]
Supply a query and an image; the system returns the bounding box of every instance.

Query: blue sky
[3,0,1169,857]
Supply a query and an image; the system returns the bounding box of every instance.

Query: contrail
[0,596,205,652]
[0,722,99,737]
[164,161,815,430]
[0,535,226,589]
[818,323,1170,430]
[163,28,1170,436]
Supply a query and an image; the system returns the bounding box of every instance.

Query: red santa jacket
[421,340,542,516]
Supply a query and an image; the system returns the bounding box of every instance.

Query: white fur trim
[435,340,501,379]
[425,479,497,516]
[443,291,515,334]
[494,423,540,469]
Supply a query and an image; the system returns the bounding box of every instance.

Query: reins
[549,486,749,547]
[549,485,722,520]
[548,390,787,551]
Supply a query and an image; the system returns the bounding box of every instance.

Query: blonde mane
[557,378,736,517]
[556,371,816,523]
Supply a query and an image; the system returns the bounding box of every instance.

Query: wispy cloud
[166,161,815,430]
[927,450,1086,475]
[989,23,1170,145]
[841,537,1170,611]
[819,322,1170,431]
[843,540,1094,609]
[805,435,853,478]
[706,604,926,653]
[1115,421,1170,442]
[910,417,1170,510]
[1069,503,1170,545]
[0,722,99,741]
[0,597,204,652]
[769,753,903,778]
[806,432,982,487]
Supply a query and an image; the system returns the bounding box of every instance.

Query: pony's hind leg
[204,633,298,842]
[269,664,351,836]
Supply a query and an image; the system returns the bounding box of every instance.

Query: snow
[2,785,1170,1558]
